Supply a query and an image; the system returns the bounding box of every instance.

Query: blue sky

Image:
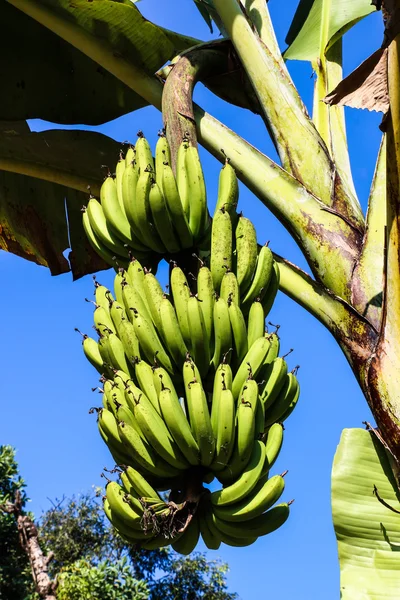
[0,2,384,598]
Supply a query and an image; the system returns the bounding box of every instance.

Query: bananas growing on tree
[78,135,299,553]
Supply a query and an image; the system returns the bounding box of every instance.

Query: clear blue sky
[1,2,383,598]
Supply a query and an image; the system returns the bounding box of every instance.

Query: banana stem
[274,254,377,369]
[211,0,336,209]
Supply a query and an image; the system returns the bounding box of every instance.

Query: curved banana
[210,363,233,438]
[94,281,113,312]
[161,162,193,249]
[215,160,239,221]
[100,176,134,246]
[210,388,235,472]
[211,297,232,370]
[115,156,127,216]
[130,308,174,374]
[187,295,210,378]
[184,366,215,467]
[143,271,164,332]
[127,388,189,470]
[186,145,207,240]
[170,266,191,348]
[155,134,171,185]
[211,440,265,506]
[241,244,274,313]
[258,357,288,411]
[214,474,285,523]
[261,261,280,319]
[135,360,160,413]
[82,208,127,269]
[158,383,200,466]
[131,171,166,253]
[123,465,162,500]
[232,335,272,400]
[80,334,104,373]
[247,300,265,349]
[171,515,200,555]
[86,198,130,257]
[148,180,181,253]
[235,216,258,296]
[228,299,248,367]
[213,503,290,539]
[210,207,232,293]
[264,423,284,472]
[196,266,215,348]
[115,316,141,365]
[159,296,188,370]
[220,271,239,305]
[175,139,190,219]
[135,132,154,173]
[264,372,300,427]
[122,279,153,325]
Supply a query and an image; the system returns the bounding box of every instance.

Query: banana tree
[1,0,400,595]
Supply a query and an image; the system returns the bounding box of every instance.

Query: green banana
[205,506,257,547]
[184,362,215,467]
[126,259,146,298]
[264,372,300,427]
[210,388,235,472]
[135,360,160,413]
[121,161,144,245]
[187,295,210,378]
[235,216,258,295]
[98,408,131,463]
[106,481,143,528]
[196,266,215,348]
[211,440,265,506]
[118,420,181,479]
[261,261,280,319]
[259,358,288,411]
[241,245,274,313]
[82,208,127,268]
[199,508,221,550]
[100,176,134,246]
[99,333,132,374]
[155,134,171,186]
[247,300,265,349]
[125,146,135,167]
[210,207,232,293]
[135,132,154,173]
[143,271,164,331]
[114,270,126,307]
[161,162,193,249]
[211,297,232,370]
[186,144,207,240]
[158,382,200,466]
[264,423,284,471]
[148,180,181,253]
[123,466,161,500]
[131,171,166,253]
[110,300,128,335]
[175,139,190,219]
[212,503,290,539]
[170,266,191,348]
[94,281,113,312]
[159,296,188,370]
[115,156,127,216]
[122,279,153,326]
[92,304,115,337]
[210,363,233,438]
[86,198,130,257]
[79,333,104,373]
[228,299,248,366]
[214,474,285,523]
[232,335,272,400]
[171,515,200,555]
[130,308,174,374]
[215,160,239,221]
[115,316,141,365]
[220,271,239,305]
[127,389,189,470]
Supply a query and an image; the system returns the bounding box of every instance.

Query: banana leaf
[332,428,400,599]
[0,123,124,278]
[284,0,376,60]
[1,0,199,125]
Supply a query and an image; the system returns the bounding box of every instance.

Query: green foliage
[57,557,149,600]
[0,445,33,600]
[37,492,237,600]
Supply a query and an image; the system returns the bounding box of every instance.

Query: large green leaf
[332,428,400,599]
[284,0,376,61]
[1,1,199,125]
[0,124,124,278]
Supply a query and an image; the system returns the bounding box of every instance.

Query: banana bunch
[78,144,300,554]
[82,132,210,268]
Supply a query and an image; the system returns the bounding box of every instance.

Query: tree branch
[0,491,57,600]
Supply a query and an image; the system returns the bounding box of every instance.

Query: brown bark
[1,492,57,600]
